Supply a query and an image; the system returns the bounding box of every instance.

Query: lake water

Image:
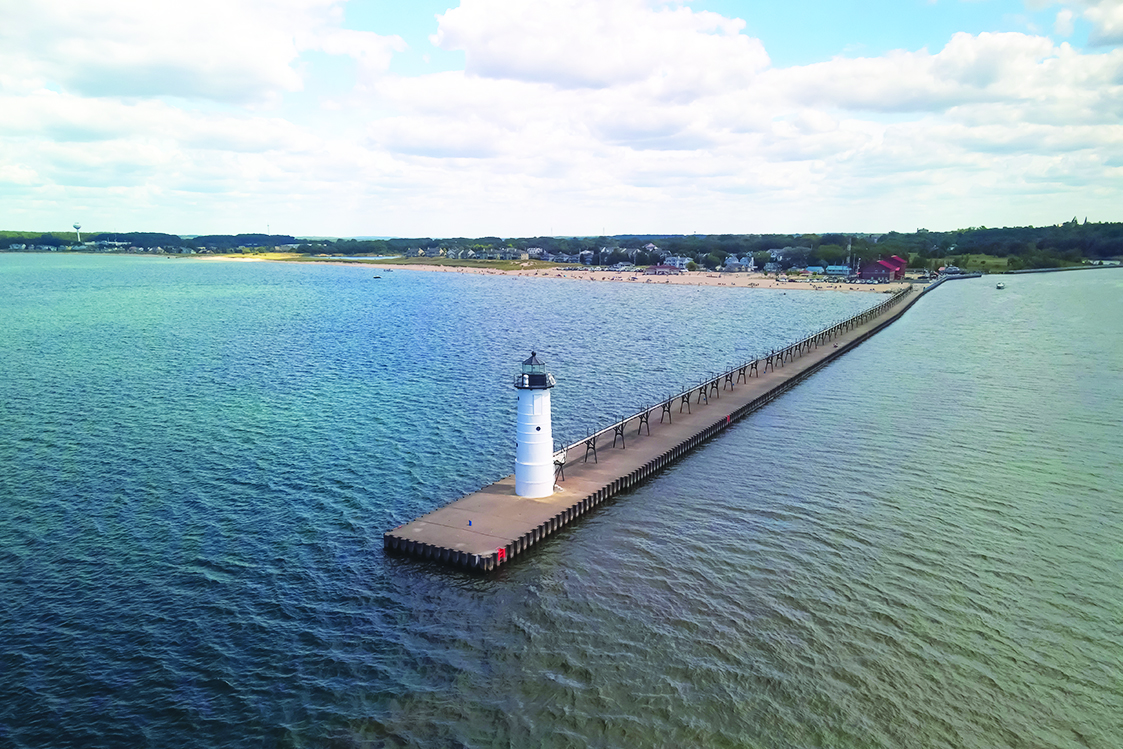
[1,255,1120,748]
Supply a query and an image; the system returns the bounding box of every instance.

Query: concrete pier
[385,281,939,572]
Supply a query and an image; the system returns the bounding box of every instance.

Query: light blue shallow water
[1,255,1120,748]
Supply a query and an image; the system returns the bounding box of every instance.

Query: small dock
[385,282,938,571]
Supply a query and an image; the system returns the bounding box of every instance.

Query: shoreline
[214,256,909,293]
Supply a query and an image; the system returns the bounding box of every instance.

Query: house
[723,256,742,270]
[858,262,891,281]
[825,265,851,277]
[740,256,756,271]
[768,246,808,260]
[663,256,691,269]
[578,250,594,265]
[763,262,782,274]
[644,265,682,275]
[885,257,906,278]
[806,266,825,275]
[859,260,899,281]
[861,255,907,280]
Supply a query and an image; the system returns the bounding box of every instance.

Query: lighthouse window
[536,426,541,431]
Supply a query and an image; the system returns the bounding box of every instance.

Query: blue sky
[709,0,1091,63]
[341,0,1095,69]
[303,0,1102,92]
[0,0,1119,236]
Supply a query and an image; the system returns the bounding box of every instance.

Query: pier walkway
[385,280,939,572]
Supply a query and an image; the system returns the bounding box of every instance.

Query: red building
[884,255,909,278]
[859,255,908,281]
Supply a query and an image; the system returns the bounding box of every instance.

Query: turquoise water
[1,255,1120,747]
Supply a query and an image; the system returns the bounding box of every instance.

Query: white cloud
[765,33,1074,113]
[1084,0,1123,44]
[431,0,769,97]
[1056,8,1076,35]
[0,163,39,186]
[0,0,404,103]
[0,0,1121,234]
[1030,1,1123,46]
[0,90,313,153]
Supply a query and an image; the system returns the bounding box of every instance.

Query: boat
[996,282,1005,289]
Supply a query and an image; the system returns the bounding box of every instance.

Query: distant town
[2,219,1120,276]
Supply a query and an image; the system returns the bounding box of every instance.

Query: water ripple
[2,256,1121,747]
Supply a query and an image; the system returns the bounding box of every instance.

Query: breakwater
[1006,263,1122,275]
[385,281,940,572]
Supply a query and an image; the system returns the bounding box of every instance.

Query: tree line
[4,220,1120,270]
[306,221,1123,270]
[0,232,297,250]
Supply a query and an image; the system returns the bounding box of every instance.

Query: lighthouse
[514,351,556,497]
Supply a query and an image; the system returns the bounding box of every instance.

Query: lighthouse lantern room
[513,351,556,498]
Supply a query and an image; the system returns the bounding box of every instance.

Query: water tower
[513,352,556,498]
[73,223,82,243]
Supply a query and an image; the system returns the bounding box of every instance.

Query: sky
[1,0,1121,237]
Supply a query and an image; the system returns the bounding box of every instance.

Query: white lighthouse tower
[514,351,556,498]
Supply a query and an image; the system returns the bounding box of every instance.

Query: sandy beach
[351,262,910,293]
[216,256,909,293]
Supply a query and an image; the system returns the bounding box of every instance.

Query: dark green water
[1,255,1120,748]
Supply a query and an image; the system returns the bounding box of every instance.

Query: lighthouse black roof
[515,351,555,389]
